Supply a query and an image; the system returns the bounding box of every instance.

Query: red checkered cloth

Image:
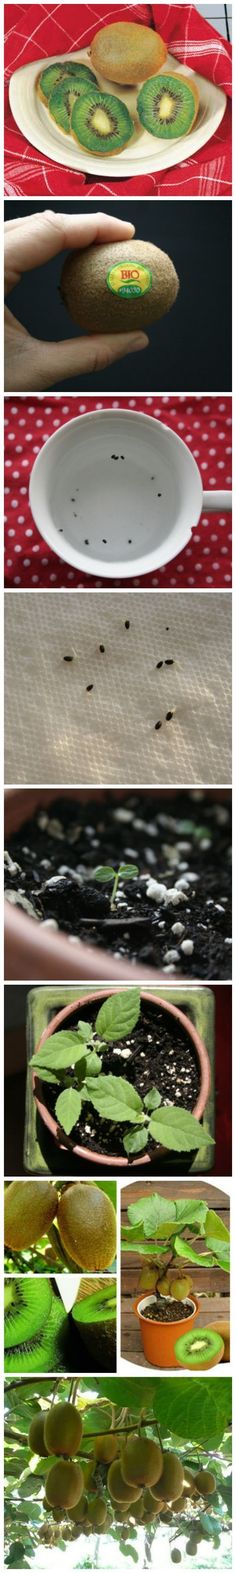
[4,395,232,588]
[4,4,232,196]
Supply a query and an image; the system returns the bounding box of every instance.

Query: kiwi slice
[48,73,96,134]
[138,72,199,141]
[71,90,134,155]
[5,1291,67,1373]
[4,1279,52,1346]
[39,61,95,101]
[175,1327,224,1370]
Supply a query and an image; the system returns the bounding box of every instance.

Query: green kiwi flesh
[175,1328,224,1369]
[49,74,95,133]
[4,1279,52,1346]
[5,1292,67,1373]
[72,1288,116,1325]
[39,61,95,101]
[138,73,198,140]
[71,90,134,154]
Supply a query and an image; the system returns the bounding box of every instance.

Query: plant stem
[110,869,119,911]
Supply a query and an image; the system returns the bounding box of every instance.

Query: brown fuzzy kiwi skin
[46,1460,83,1510]
[57,1182,116,1271]
[121,1436,163,1489]
[107,1460,142,1505]
[44,1401,83,1457]
[207,1320,230,1362]
[94,1432,118,1464]
[151,1452,184,1502]
[90,22,167,85]
[194,1469,216,1497]
[60,238,179,334]
[4,1180,58,1250]
[28,1412,49,1458]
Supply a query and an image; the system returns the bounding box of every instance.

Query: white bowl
[29,410,231,579]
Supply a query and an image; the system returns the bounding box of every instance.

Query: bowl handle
[202,490,232,512]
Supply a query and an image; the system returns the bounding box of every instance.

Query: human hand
[4,210,148,391]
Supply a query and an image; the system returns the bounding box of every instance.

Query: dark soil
[36,997,200,1161]
[142,1298,193,1323]
[4,793,231,979]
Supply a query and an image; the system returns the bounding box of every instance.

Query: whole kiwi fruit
[28,1412,49,1457]
[4,1180,58,1250]
[171,1554,182,1565]
[69,1494,88,1523]
[60,238,179,335]
[46,1460,83,1510]
[151,1451,184,1502]
[207,1320,230,1362]
[90,22,167,85]
[57,1182,116,1270]
[194,1468,216,1496]
[171,1277,193,1301]
[44,1400,83,1457]
[88,1496,107,1528]
[121,1435,163,1489]
[94,1431,118,1463]
[107,1459,142,1504]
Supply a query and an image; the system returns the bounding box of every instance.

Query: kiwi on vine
[137,73,199,141]
[48,73,95,134]
[171,1555,182,1565]
[107,1459,142,1504]
[44,1400,83,1456]
[69,1494,88,1524]
[71,90,134,155]
[194,1468,216,1496]
[175,1327,224,1371]
[88,1496,107,1528]
[151,1452,184,1502]
[57,1182,116,1271]
[4,1179,58,1250]
[121,1435,163,1489]
[28,1412,49,1457]
[46,1459,83,1510]
[94,1431,118,1463]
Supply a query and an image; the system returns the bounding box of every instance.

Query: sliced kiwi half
[138,72,199,141]
[175,1327,224,1370]
[39,60,96,101]
[4,1279,52,1346]
[71,90,134,155]
[5,1291,67,1374]
[48,73,96,134]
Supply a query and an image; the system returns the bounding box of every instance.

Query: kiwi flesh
[91,22,167,85]
[48,74,96,134]
[71,90,134,155]
[4,1179,58,1250]
[4,1278,52,1345]
[60,237,179,334]
[38,60,95,101]
[5,1287,67,1373]
[138,72,199,141]
[175,1328,224,1370]
[57,1182,116,1270]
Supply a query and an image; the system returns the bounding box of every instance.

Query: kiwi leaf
[95,987,140,1041]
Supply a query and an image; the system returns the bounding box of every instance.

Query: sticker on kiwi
[106,262,152,299]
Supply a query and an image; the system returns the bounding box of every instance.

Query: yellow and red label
[106,261,152,299]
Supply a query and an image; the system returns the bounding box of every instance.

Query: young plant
[30,990,215,1157]
[94,863,139,911]
[121,1191,230,1293]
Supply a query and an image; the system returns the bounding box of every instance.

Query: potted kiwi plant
[122,1190,230,1369]
[30,987,212,1170]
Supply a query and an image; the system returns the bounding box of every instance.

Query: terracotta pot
[33,988,211,1169]
[133,1292,199,1368]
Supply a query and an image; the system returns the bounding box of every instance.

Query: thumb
[40,330,148,386]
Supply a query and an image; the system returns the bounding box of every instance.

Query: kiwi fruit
[207,1319,230,1361]
[138,72,199,141]
[121,1436,163,1489]
[93,1431,118,1463]
[107,1460,142,1504]
[44,1400,83,1457]
[88,1496,107,1528]
[186,1541,198,1557]
[69,1494,88,1524]
[156,1276,171,1296]
[5,1283,67,1373]
[194,1469,216,1496]
[60,238,179,335]
[28,1412,49,1457]
[46,1459,83,1510]
[151,1452,184,1502]
[71,89,134,156]
[170,1277,193,1301]
[57,1182,116,1270]
[91,22,167,85]
[49,73,95,134]
[4,1278,52,1346]
[4,1180,58,1250]
[171,1555,182,1565]
[175,1328,224,1370]
[38,60,95,100]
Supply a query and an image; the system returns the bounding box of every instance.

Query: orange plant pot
[133,1293,199,1368]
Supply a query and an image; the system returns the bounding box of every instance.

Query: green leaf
[174,1236,214,1267]
[123,1127,148,1157]
[149,1107,215,1154]
[85,1051,102,1076]
[205,1210,230,1244]
[154,1377,231,1447]
[127,1192,176,1233]
[86,1074,144,1124]
[175,1199,208,1231]
[118,864,139,879]
[94,865,115,883]
[55,1086,82,1135]
[95,988,140,1043]
[77,1020,93,1041]
[206,1237,230,1271]
[144,1088,162,1112]
[99,1378,156,1412]
[120,1547,138,1563]
[30,1031,87,1073]
[30,1065,60,1085]
[121,1241,166,1257]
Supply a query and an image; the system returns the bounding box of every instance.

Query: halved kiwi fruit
[138,72,199,141]
[5,1282,67,1373]
[38,60,95,101]
[175,1327,224,1370]
[4,1278,52,1346]
[71,90,134,155]
[48,72,97,133]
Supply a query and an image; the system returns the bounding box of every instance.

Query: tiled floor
[199,4,232,39]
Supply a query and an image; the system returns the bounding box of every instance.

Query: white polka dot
[12,471,20,479]
[32,575,39,583]
[50,573,57,581]
[23,559,30,566]
[36,420,43,427]
[5,460,12,468]
[209,449,216,456]
[224,574,231,582]
[212,562,219,570]
[203,547,210,555]
[79,404,86,413]
[11,499,18,509]
[146,398,153,405]
[8,433,15,442]
[26,433,33,442]
[14,544,22,553]
[219,403,225,411]
[8,529,15,538]
[42,558,48,565]
[14,577,21,584]
[206,576,213,584]
[18,516,25,524]
[20,488,27,495]
[219,517,226,525]
[28,406,35,414]
[45,406,52,414]
[128,399,136,407]
[11,406,17,414]
[62,405,69,413]
[6,559,12,567]
[15,446,22,454]
[22,460,29,468]
[188,577,194,585]
[25,529,33,537]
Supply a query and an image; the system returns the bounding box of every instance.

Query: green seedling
[94,863,139,911]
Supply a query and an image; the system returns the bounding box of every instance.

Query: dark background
[4,984,232,1178]
[5,199,232,394]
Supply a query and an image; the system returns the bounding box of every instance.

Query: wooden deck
[121,1180,230,1367]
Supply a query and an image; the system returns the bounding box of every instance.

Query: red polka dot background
[4,395,232,590]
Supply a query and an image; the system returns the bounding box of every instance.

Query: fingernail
[127,333,149,352]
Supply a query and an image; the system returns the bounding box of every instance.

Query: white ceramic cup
[29,410,231,579]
